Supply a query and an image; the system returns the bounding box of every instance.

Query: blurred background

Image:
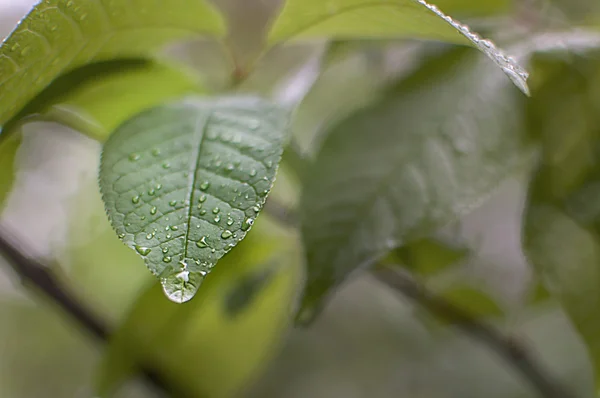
[1,0,599,397]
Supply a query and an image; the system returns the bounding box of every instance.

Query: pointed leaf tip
[99,96,290,302]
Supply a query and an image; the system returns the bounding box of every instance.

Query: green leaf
[386,236,468,277]
[439,285,505,319]
[0,0,225,128]
[523,52,600,383]
[433,0,512,16]
[3,59,203,142]
[268,0,530,94]
[99,97,290,303]
[0,131,20,211]
[96,218,301,398]
[298,46,533,322]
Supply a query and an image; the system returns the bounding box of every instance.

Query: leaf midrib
[182,111,211,264]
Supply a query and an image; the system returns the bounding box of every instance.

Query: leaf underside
[268,0,530,94]
[298,47,532,321]
[0,0,225,129]
[99,97,290,303]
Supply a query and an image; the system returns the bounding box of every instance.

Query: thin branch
[374,266,575,398]
[0,227,174,397]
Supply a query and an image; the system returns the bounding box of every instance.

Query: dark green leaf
[96,218,301,397]
[99,97,290,303]
[268,0,530,94]
[298,46,532,322]
[0,0,225,128]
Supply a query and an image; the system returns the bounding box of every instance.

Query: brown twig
[374,266,575,398]
[0,227,174,397]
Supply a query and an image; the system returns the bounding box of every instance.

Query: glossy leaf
[96,218,301,398]
[298,47,532,322]
[523,53,600,382]
[0,0,225,129]
[99,97,290,303]
[268,0,530,94]
[3,59,203,142]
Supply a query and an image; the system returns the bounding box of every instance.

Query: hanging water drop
[175,270,190,282]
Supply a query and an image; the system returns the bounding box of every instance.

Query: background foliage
[1,0,600,398]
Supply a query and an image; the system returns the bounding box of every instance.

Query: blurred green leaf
[268,0,530,94]
[0,0,225,130]
[0,300,97,398]
[523,53,600,384]
[61,169,153,323]
[0,131,20,211]
[3,60,203,142]
[297,31,600,323]
[96,218,301,398]
[387,237,469,277]
[433,0,512,16]
[439,285,505,319]
[99,97,290,303]
[298,46,532,322]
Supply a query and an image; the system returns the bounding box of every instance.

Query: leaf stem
[0,227,176,397]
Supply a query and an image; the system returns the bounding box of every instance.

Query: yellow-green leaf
[4,59,203,142]
[268,0,529,93]
[0,0,225,128]
[96,218,301,398]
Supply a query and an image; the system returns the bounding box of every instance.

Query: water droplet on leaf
[135,246,151,256]
[196,236,209,248]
